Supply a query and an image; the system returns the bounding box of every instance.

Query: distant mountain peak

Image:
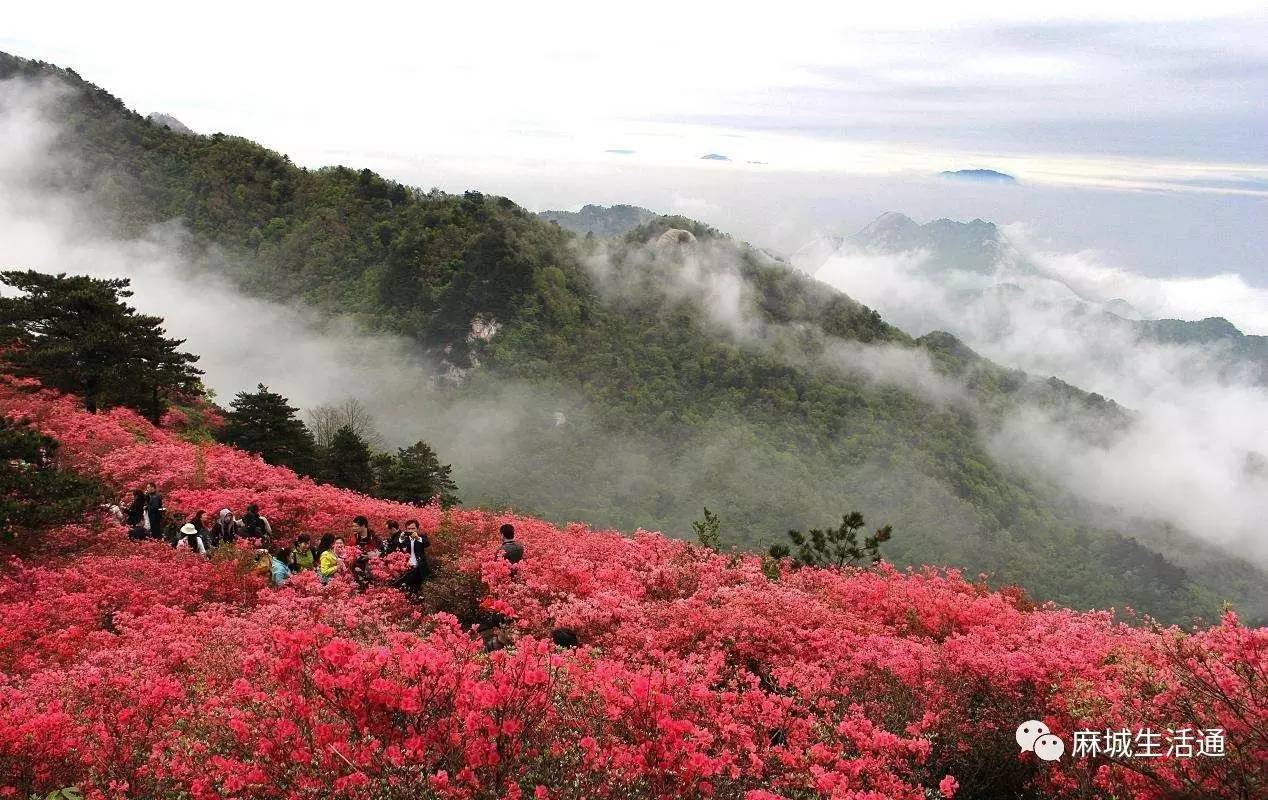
[849,213,1007,270]
[939,168,1017,183]
[853,212,921,248]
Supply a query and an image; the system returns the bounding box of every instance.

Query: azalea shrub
[0,374,1264,800]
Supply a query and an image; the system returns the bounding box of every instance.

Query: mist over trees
[307,398,382,451]
[219,384,460,505]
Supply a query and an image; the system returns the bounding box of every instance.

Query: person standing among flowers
[125,489,148,540]
[499,523,524,564]
[394,519,432,595]
[144,482,164,539]
[381,519,405,555]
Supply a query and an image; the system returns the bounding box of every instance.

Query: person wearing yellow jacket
[317,535,344,584]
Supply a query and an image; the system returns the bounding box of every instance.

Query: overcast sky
[4,1,1266,279]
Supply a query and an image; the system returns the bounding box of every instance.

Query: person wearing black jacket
[241,504,273,544]
[125,489,147,540]
[499,523,523,564]
[381,520,405,555]
[144,482,164,539]
[394,519,431,594]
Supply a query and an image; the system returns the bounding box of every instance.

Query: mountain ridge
[799,211,1268,381]
[2,49,1263,622]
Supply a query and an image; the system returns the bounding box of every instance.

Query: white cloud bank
[813,228,1268,562]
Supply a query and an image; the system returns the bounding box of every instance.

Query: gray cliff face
[146,112,194,135]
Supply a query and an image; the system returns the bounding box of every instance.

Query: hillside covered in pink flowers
[1,373,1265,800]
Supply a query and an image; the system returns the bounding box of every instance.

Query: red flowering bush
[0,375,1264,799]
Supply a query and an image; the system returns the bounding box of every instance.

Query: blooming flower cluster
[0,375,1264,800]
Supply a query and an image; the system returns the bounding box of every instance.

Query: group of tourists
[120,482,165,540]
[255,516,438,592]
[115,486,529,599]
[112,483,563,652]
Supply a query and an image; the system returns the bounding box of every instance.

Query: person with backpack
[252,548,273,580]
[499,523,524,564]
[241,504,273,544]
[144,482,165,540]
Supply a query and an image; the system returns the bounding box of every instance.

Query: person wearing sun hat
[176,522,207,555]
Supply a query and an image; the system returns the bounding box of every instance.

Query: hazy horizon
[3,2,1265,285]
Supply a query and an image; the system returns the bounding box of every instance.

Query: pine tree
[374,440,460,506]
[220,384,316,474]
[769,511,892,568]
[322,425,374,492]
[0,419,104,544]
[0,271,201,422]
[691,506,722,551]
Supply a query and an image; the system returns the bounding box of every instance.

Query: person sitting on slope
[252,548,272,579]
[270,547,292,586]
[176,522,207,555]
[317,535,344,585]
[210,508,239,547]
[289,534,316,572]
[241,503,273,545]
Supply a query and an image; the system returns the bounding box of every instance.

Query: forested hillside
[2,51,1264,623]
